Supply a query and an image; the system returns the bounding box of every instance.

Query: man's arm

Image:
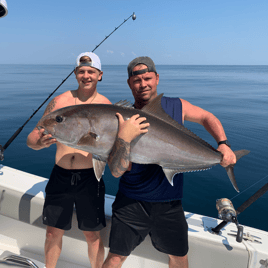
[108,113,149,177]
[181,99,236,167]
[26,98,57,150]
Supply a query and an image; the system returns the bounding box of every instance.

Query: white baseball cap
[76,52,101,71]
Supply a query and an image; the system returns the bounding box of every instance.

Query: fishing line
[230,174,268,201]
[0,12,136,161]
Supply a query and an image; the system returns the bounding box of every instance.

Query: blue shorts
[109,191,188,256]
[43,165,106,231]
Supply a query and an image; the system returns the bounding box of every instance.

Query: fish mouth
[37,126,55,136]
[38,116,63,137]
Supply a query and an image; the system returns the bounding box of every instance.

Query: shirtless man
[27,52,111,268]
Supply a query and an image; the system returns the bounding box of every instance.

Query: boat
[1,1,267,267]
[1,164,268,267]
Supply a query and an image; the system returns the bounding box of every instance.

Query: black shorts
[43,165,106,231]
[109,191,188,257]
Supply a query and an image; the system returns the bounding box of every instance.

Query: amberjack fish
[38,94,250,192]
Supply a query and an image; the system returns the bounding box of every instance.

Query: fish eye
[56,115,64,123]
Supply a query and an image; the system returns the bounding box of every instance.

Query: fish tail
[225,149,250,192]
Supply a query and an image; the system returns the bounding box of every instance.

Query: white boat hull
[0,164,267,267]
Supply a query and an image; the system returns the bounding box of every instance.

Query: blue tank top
[119,96,184,202]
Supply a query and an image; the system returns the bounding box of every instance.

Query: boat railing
[1,254,39,267]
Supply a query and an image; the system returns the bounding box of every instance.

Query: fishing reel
[211,183,268,243]
[216,198,236,222]
[212,198,243,242]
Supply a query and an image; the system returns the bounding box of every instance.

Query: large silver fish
[38,94,250,192]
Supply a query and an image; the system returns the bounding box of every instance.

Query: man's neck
[134,100,148,110]
[75,89,97,103]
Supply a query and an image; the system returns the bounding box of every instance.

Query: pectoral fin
[77,132,99,146]
[92,155,107,181]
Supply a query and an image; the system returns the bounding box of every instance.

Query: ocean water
[0,64,267,232]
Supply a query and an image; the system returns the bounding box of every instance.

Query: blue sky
[1,0,268,65]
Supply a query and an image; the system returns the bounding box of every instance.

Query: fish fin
[225,150,250,192]
[141,94,218,152]
[163,165,215,185]
[225,165,238,192]
[162,168,179,186]
[77,132,99,146]
[114,100,133,108]
[234,149,250,161]
[92,155,107,181]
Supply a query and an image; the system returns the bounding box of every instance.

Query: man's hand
[217,144,236,167]
[116,113,150,143]
[107,113,149,178]
[37,128,57,148]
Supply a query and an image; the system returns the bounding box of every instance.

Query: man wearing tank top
[103,56,236,268]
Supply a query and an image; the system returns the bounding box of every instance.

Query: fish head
[38,106,94,147]
[38,104,118,156]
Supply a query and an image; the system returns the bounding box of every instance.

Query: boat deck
[0,165,267,267]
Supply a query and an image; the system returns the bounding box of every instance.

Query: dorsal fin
[141,93,217,152]
[141,93,167,119]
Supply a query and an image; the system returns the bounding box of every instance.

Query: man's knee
[46,226,64,242]
[169,254,188,268]
[103,252,127,268]
[83,231,101,244]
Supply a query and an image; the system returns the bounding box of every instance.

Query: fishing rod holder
[211,198,244,243]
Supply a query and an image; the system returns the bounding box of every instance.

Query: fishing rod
[0,12,136,161]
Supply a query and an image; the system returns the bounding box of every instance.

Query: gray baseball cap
[127,56,157,78]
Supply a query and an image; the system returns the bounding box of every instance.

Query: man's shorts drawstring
[71,172,81,185]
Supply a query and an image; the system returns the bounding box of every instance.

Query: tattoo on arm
[108,137,130,177]
[36,99,56,128]
[43,99,56,116]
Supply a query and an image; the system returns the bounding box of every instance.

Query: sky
[1,0,268,65]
